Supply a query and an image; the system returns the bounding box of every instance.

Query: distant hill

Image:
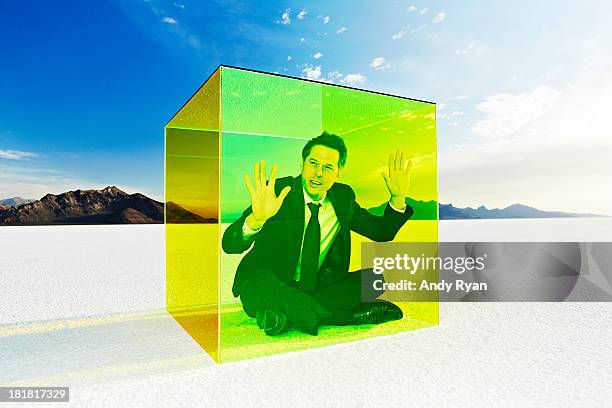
[166,201,217,224]
[439,203,605,220]
[0,186,163,225]
[369,197,438,220]
[369,198,606,220]
[0,197,36,207]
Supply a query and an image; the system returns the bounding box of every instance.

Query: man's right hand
[244,160,291,230]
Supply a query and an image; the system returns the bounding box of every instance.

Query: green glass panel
[220,67,322,138]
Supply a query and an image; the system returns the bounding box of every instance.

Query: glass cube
[165,66,439,363]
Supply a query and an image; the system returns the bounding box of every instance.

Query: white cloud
[370,57,390,70]
[370,57,385,69]
[326,70,343,82]
[280,9,291,25]
[300,37,305,43]
[471,85,561,140]
[392,26,410,40]
[407,5,417,13]
[0,162,101,201]
[336,26,347,34]
[456,41,488,55]
[287,55,292,61]
[419,7,428,15]
[432,12,446,23]
[0,149,37,160]
[302,65,322,80]
[455,95,469,100]
[322,15,330,24]
[297,9,307,20]
[137,4,206,51]
[312,52,323,59]
[340,73,367,86]
[405,24,427,35]
[300,66,366,85]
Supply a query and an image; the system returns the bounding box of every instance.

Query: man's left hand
[381,150,412,210]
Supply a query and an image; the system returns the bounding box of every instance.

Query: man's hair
[301,131,347,167]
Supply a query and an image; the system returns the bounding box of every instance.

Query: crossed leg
[239,269,325,335]
[239,269,387,335]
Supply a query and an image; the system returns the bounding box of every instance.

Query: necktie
[300,202,321,293]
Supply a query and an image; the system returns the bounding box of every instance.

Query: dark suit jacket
[222,175,413,297]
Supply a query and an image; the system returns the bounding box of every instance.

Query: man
[222,131,413,336]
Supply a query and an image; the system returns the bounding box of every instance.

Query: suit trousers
[239,269,384,333]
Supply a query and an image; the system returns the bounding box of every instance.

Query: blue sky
[1,1,611,214]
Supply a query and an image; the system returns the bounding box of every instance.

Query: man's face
[301,144,342,200]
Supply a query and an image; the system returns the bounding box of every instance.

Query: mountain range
[0,188,605,226]
[439,202,604,219]
[366,198,604,220]
[0,187,164,225]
